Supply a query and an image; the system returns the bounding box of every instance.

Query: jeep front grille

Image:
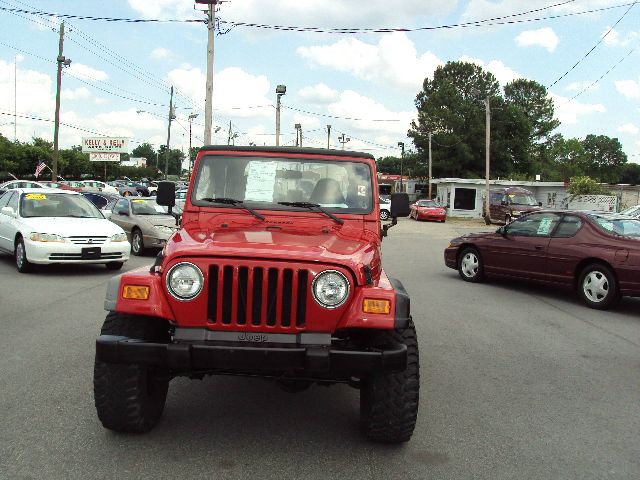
[208,265,308,330]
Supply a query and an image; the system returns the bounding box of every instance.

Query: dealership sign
[89,152,120,162]
[82,137,129,153]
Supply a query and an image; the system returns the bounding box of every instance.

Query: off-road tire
[578,263,619,310]
[380,210,390,221]
[105,261,124,271]
[15,237,33,273]
[360,319,419,443]
[131,228,145,256]
[94,312,170,433]
[458,247,484,283]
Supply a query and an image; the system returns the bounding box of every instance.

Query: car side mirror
[102,210,112,219]
[1,206,16,217]
[156,181,176,208]
[116,208,129,216]
[538,201,542,207]
[382,193,410,237]
[501,200,508,206]
[497,226,506,235]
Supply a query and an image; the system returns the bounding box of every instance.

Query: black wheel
[15,237,33,273]
[123,190,131,197]
[380,210,390,221]
[105,262,124,271]
[578,263,619,310]
[360,319,419,443]
[131,229,145,256]
[94,312,170,433]
[458,247,484,282]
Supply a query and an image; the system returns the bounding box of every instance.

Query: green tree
[132,143,158,169]
[618,163,640,185]
[580,134,627,183]
[567,176,610,195]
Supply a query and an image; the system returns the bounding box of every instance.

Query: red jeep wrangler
[94,146,419,443]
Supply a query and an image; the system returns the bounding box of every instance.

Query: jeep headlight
[166,262,203,300]
[312,270,349,308]
[110,233,128,242]
[29,232,65,242]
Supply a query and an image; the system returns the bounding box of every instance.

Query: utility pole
[294,123,301,147]
[484,97,491,224]
[14,56,17,141]
[326,125,331,149]
[428,132,433,199]
[165,86,175,179]
[398,142,405,192]
[203,1,217,145]
[338,133,350,150]
[227,120,232,145]
[188,113,198,177]
[52,22,71,181]
[275,85,286,146]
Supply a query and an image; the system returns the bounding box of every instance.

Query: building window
[453,188,476,210]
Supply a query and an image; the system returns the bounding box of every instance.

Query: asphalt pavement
[1,217,638,479]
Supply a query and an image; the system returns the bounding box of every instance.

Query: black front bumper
[96,335,407,377]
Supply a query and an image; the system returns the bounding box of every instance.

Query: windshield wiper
[278,201,344,225]
[201,197,265,221]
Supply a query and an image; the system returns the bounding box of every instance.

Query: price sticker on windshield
[537,217,553,235]
[25,193,46,200]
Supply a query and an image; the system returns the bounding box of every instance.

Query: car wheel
[458,247,484,283]
[105,262,124,271]
[15,237,33,273]
[123,191,130,197]
[94,312,170,433]
[131,229,145,256]
[505,214,512,224]
[360,319,419,443]
[578,263,619,310]
[380,210,390,221]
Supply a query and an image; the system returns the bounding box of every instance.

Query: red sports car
[444,210,640,309]
[409,199,447,222]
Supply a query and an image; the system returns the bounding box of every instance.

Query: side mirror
[501,200,508,206]
[156,181,176,208]
[497,226,506,235]
[1,206,16,217]
[538,201,542,207]
[390,193,410,218]
[116,208,129,216]
[102,210,112,219]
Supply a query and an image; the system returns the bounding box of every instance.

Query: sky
[0,0,639,168]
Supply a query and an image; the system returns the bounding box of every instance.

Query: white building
[120,157,147,168]
[432,178,568,218]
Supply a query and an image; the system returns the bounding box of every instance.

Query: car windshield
[130,199,182,216]
[20,192,103,218]
[591,216,640,237]
[507,193,538,206]
[193,155,373,213]
[417,200,439,207]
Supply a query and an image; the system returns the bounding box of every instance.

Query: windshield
[417,200,440,207]
[508,193,538,206]
[20,192,103,218]
[591,216,640,237]
[193,155,373,213]
[131,199,182,216]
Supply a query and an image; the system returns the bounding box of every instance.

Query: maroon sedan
[444,211,640,309]
[409,199,447,222]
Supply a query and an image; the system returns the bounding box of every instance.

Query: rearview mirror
[156,181,176,208]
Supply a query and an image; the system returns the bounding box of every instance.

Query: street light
[275,84,286,146]
[338,133,350,150]
[398,142,405,192]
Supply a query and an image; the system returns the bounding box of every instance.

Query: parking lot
[1,217,639,479]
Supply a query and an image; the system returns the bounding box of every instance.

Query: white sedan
[80,180,119,195]
[0,189,130,272]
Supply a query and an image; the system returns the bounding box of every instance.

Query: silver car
[107,197,181,256]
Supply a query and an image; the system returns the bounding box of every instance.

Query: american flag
[34,161,46,178]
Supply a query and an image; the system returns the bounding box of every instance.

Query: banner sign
[90,152,121,162]
[82,137,129,153]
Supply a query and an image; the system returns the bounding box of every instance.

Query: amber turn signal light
[122,285,150,300]
[362,299,391,314]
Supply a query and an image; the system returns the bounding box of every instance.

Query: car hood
[449,231,496,244]
[20,217,125,236]
[165,223,380,285]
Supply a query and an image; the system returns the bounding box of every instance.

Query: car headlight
[110,233,128,242]
[29,232,65,242]
[312,270,349,308]
[511,211,521,216]
[155,225,174,235]
[166,262,203,300]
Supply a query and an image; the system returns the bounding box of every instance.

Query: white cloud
[602,27,638,47]
[150,47,171,60]
[66,63,108,81]
[551,93,606,124]
[615,78,640,99]
[61,87,91,101]
[297,32,443,91]
[298,84,340,105]
[618,123,639,135]
[515,27,559,53]
[565,81,599,93]
[458,56,520,86]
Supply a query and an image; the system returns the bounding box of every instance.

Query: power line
[282,104,403,122]
[548,1,638,89]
